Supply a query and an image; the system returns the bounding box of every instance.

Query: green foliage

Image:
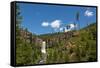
[40,23,97,63]
[16,4,22,36]
[68,23,97,62]
[16,5,97,65]
[16,4,41,65]
[16,42,33,65]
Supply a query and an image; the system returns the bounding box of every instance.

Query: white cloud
[59,23,77,32]
[65,28,71,32]
[50,20,61,29]
[41,20,62,32]
[84,10,93,17]
[59,27,63,32]
[70,23,77,29]
[41,22,49,27]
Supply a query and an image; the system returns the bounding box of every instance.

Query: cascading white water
[39,41,47,64]
[41,41,46,54]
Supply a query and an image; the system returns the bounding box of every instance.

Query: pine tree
[76,11,80,30]
[16,4,34,65]
[16,4,22,36]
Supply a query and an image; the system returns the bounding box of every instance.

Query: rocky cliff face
[16,23,97,65]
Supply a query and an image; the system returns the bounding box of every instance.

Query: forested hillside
[16,22,97,65]
[15,4,97,65]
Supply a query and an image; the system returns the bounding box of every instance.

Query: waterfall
[39,41,47,64]
[41,41,46,54]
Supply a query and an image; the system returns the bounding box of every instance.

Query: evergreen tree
[16,4,34,65]
[76,11,80,30]
[16,4,22,36]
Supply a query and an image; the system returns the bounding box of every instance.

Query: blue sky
[17,3,96,35]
